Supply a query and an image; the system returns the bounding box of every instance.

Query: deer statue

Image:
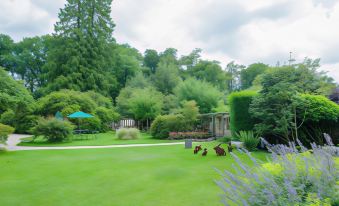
[202,148,208,156]
[214,144,226,156]
[193,145,202,154]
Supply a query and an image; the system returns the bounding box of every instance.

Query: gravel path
[4,134,184,151]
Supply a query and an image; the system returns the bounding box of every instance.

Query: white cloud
[0,0,338,83]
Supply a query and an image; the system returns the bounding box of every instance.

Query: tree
[250,82,296,142]
[240,63,268,90]
[0,34,15,74]
[249,63,336,143]
[177,100,199,130]
[12,36,51,93]
[179,48,201,69]
[187,60,229,91]
[0,67,36,133]
[125,72,152,89]
[42,0,118,99]
[160,48,178,64]
[111,44,144,95]
[143,49,159,73]
[174,78,222,113]
[128,88,163,129]
[226,61,245,92]
[153,58,182,94]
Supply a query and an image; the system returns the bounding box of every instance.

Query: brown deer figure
[228,142,233,153]
[194,145,202,154]
[214,144,226,156]
[202,148,208,156]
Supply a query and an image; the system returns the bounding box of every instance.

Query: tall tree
[153,58,182,94]
[179,48,201,69]
[42,0,118,98]
[143,49,159,73]
[174,78,222,113]
[240,63,268,90]
[226,61,245,92]
[187,60,229,91]
[0,34,15,74]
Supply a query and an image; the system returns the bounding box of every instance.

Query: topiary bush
[116,128,140,140]
[31,118,74,142]
[0,123,15,144]
[229,91,257,135]
[150,114,185,139]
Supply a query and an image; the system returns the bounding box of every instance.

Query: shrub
[95,107,120,131]
[229,91,257,135]
[237,130,259,151]
[0,123,15,144]
[116,128,140,140]
[36,90,96,116]
[216,134,339,206]
[31,118,74,142]
[81,117,102,131]
[150,114,185,139]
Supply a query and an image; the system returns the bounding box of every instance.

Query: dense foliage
[0,123,15,144]
[250,63,337,144]
[150,114,185,139]
[296,94,339,145]
[0,68,36,133]
[31,118,74,142]
[229,91,257,135]
[150,100,200,139]
[217,135,339,206]
[36,90,119,131]
[240,63,268,90]
[174,78,222,113]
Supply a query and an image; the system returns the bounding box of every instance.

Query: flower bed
[169,132,211,139]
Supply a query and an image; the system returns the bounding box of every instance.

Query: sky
[1,0,339,83]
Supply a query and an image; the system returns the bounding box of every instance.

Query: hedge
[228,91,257,135]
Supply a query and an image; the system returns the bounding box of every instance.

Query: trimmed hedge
[228,91,257,135]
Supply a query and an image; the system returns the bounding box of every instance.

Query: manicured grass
[0,142,268,206]
[18,132,181,147]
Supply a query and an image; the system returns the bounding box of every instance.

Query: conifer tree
[42,0,117,98]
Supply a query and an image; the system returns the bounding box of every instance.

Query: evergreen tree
[42,0,118,98]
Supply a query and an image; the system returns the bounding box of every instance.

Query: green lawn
[0,142,268,206]
[18,132,181,147]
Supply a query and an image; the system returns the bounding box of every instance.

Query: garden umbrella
[67,111,94,130]
[55,111,63,121]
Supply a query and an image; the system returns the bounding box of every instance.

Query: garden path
[5,134,184,151]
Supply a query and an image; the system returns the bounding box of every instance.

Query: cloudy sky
[1,0,339,82]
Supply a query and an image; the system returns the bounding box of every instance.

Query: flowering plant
[216,133,339,206]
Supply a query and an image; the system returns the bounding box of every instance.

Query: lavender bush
[216,133,339,206]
